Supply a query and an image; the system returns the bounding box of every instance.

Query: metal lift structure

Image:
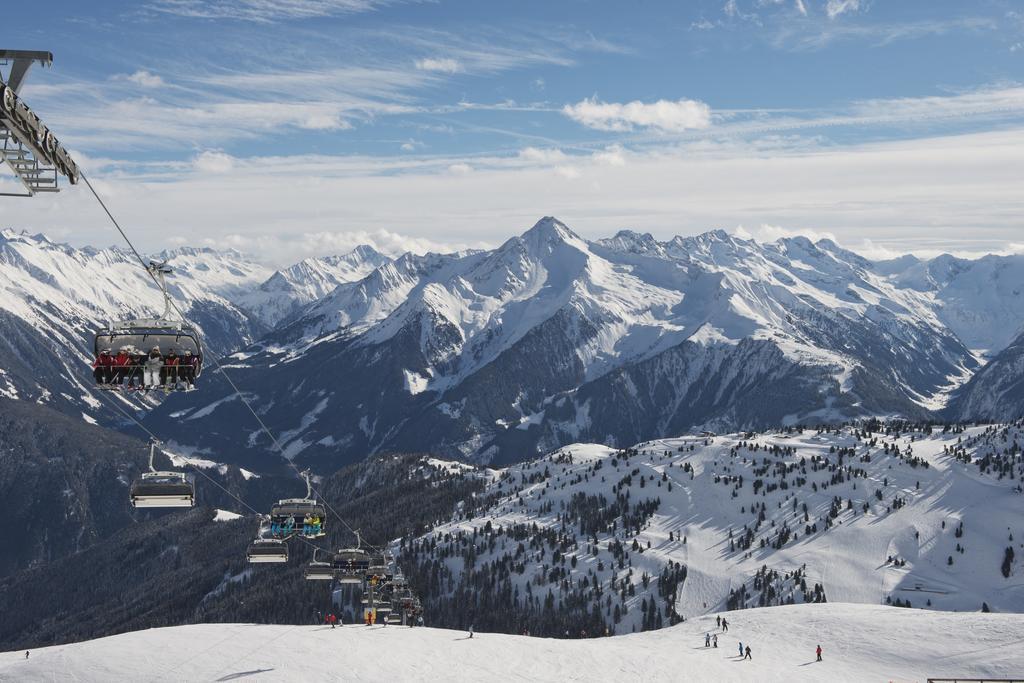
[0,49,79,197]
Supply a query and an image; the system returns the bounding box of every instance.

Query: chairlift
[333,531,371,583]
[129,440,195,508]
[247,538,289,564]
[269,470,326,539]
[303,548,335,581]
[93,261,203,392]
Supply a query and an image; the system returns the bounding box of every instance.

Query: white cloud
[7,125,1023,266]
[562,97,712,133]
[518,147,567,164]
[732,223,838,244]
[208,229,469,263]
[414,58,462,74]
[193,150,236,173]
[554,165,580,180]
[447,162,473,174]
[591,145,626,166]
[826,0,861,19]
[117,70,166,88]
[794,0,807,16]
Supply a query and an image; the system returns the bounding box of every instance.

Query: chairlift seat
[130,471,195,508]
[247,539,289,563]
[303,561,335,581]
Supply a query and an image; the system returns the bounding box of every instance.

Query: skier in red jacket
[92,349,114,384]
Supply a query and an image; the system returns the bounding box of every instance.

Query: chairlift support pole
[147,261,177,323]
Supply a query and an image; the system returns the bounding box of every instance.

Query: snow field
[2,603,1022,682]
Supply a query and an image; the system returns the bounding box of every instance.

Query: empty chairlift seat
[246,538,289,564]
[130,471,195,508]
[303,560,335,581]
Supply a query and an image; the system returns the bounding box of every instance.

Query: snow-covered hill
[398,421,1024,637]
[3,604,1022,682]
[147,217,1024,469]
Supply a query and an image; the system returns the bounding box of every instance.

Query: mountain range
[2,219,1023,470]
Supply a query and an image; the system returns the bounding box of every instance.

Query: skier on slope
[744,645,752,660]
[705,632,711,647]
[713,634,718,648]
[738,641,744,658]
[469,625,474,639]
[816,644,822,662]
[716,615,721,628]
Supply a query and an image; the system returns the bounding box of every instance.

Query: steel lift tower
[0,49,79,197]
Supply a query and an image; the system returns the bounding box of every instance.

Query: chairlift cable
[93,386,335,555]
[81,169,382,552]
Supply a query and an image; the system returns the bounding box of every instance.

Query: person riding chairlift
[129,347,146,388]
[92,348,113,384]
[143,347,163,389]
[163,348,180,388]
[181,349,199,387]
[112,346,132,385]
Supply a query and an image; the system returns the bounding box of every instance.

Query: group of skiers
[268,514,322,538]
[92,346,200,389]
[704,615,822,664]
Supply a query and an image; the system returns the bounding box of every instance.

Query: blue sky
[2,0,1023,264]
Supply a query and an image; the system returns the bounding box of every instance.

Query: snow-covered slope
[401,421,1024,637]
[949,328,1024,422]
[239,245,392,327]
[3,604,1022,682]
[877,252,1024,356]
[0,229,271,414]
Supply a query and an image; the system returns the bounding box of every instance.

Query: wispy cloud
[562,97,712,132]
[825,0,861,20]
[772,16,997,51]
[145,0,409,22]
[23,24,600,152]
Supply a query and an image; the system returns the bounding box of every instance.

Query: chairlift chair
[303,549,335,580]
[93,261,203,392]
[129,440,195,508]
[269,471,326,539]
[247,538,289,564]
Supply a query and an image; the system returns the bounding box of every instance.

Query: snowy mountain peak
[595,229,665,256]
[519,216,583,249]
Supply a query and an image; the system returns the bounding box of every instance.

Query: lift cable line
[3,47,413,624]
[79,171,384,553]
[90,386,335,559]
